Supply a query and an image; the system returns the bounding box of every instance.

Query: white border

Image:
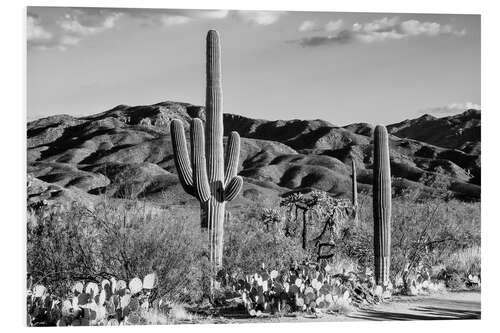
[2,0,498,332]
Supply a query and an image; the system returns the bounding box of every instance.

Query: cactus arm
[190,119,211,202]
[224,131,240,186]
[224,176,243,202]
[170,120,195,196]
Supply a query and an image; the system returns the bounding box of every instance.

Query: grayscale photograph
[26,6,481,326]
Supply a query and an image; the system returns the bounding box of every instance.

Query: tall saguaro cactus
[170,30,243,268]
[373,125,392,286]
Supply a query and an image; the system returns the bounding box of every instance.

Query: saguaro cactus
[170,30,243,268]
[351,159,358,220]
[373,125,392,286]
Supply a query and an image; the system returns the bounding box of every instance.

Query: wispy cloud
[298,20,317,32]
[59,10,122,36]
[149,9,285,27]
[27,14,53,41]
[419,102,481,115]
[28,8,285,51]
[157,9,229,26]
[324,19,343,32]
[28,8,123,50]
[194,9,230,20]
[293,16,466,47]
[298,19,343,33]
[160,15,193,26]
[234,11,285,26]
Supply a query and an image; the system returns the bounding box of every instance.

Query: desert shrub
[439,245,481,289]
[343,192,480,289]
[444,272,467,290]
[390,197,480,282]
[336,205,373,268]
[320,253,359,276]
[223,207,306,274]
[443,246,481,277]
[331,194,373,268]
[27,199,207,303]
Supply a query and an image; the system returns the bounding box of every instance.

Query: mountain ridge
[27,101,481,210]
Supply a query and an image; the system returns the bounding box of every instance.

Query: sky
[27,7,480,125]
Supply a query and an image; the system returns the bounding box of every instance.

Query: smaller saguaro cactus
[351,159,358,220]
[373,125,392,287]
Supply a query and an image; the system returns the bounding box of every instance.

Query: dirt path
[348,291,481,321]
[211,291,480,323]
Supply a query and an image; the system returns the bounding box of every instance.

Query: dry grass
[325,254,358,275]
[168,304,195,322]
[443,245,481,277]
[140,308,170,325]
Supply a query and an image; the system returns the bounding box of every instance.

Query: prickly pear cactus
[26,273,159,326]
[213,262,385,317]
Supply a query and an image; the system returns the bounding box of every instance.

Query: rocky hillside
[27,101,481,210]
[387,110,481,155]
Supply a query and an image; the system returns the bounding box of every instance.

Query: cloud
[58,10,122,36]
[194,10,229,19]
[154,9,283,27]
[157,9,229,26]
[419,102,481,115]
[165,9,229,20]
[298,19,343,34]
[160,15,192,26]
[324,19,343,32]
[28,8,123,50]
[28,7,284,51]
[235,11,284,26]
[295,30,353,47]
[298,20,317,32]
[292,16,466,47]
[27,14,52,41]
[59,35,81,46]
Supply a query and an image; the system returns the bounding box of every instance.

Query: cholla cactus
[170,30,243,268]
[373,125,392,287]
[281,193,310,249]
[261,208,282,232]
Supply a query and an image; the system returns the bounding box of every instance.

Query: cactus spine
[170,30,243,268]
[373,125,392,286]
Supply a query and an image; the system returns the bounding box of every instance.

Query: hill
[387,110,481,155]
[27,102,481,211]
